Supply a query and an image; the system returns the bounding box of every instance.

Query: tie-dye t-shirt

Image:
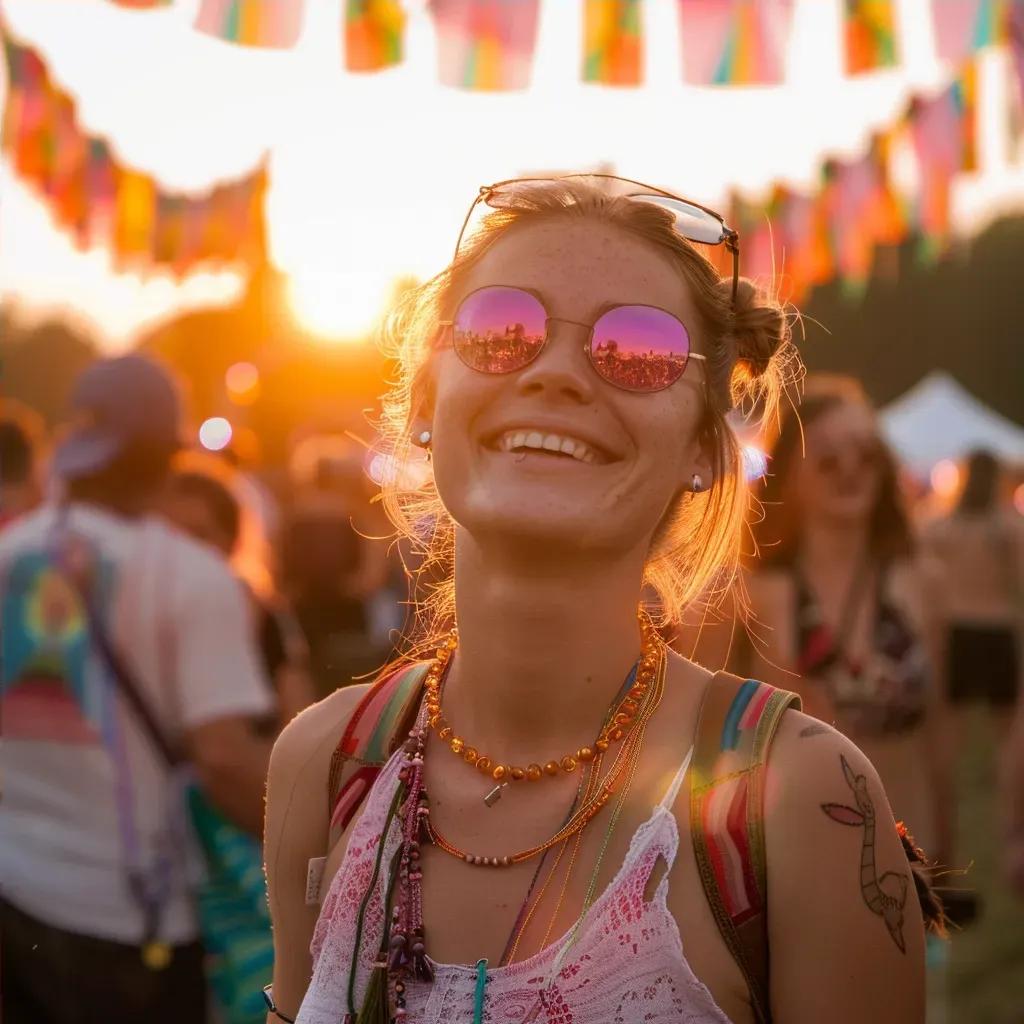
[0,503,272,944]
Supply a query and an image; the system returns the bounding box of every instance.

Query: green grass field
[937,712,1024,1024]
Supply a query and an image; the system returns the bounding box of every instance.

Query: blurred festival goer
[0,402,45,529]
[1004,683,1024,895]
[923,450,1023,734]
[166,463,315,727]
[263,179,939,1024]
[0,355,273,1024]
[743,377,953,866]
[281,438,390,697]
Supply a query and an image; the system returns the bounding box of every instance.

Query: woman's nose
[514,319,595,404]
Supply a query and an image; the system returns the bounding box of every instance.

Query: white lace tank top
[297,745,733,1024]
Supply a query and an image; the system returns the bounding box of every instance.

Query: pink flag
[930,0,1006,63]
[1010,1,1024,107]
[678,0,793,86]
[432,0,541,91]
[194,0,304,49]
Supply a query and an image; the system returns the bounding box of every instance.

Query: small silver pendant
[484,783,507,807]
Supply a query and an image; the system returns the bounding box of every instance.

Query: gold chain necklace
[424,608,662,787]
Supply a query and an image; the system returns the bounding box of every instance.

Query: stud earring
[414,429,432,449]
[692,474,704,493]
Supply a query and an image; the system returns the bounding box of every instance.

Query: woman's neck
[799,519,871,576]
[442,539,648,763]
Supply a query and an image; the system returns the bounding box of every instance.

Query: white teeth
[498,429,600,463]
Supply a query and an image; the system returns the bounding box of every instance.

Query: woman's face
[422,217,710,558]
[793,401,884,527]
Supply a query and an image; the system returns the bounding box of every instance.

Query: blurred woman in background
[166,461,315,729]
[924,450,1023,734]
[742,376,953,866]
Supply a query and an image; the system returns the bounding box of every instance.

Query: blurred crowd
[0,355,1021,1022]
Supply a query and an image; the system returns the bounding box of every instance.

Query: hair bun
[726,277,789,379]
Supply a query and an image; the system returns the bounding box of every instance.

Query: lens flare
[199,417,233,452]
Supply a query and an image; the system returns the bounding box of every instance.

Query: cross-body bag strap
[52,515,182,966]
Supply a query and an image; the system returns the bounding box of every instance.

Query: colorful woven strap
[689,672,801,1024]
[326,662,429,851]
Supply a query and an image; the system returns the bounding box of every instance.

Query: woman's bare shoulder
[270,682,375,778]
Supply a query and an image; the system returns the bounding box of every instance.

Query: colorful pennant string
[1009,1,1024,107]
[930,0,1007,64]
[843,0,899,75]
[432,0,541,91]
[1,24,267,276]
[679,0,793,86]
[907,65,979,257]
[583,0,643,87]
[194,0,304,49]
[345,0,404,73]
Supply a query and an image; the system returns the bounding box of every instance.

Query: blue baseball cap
[54,355,184,480]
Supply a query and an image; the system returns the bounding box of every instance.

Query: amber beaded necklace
[424,619,667,867]
[423,609,662,792]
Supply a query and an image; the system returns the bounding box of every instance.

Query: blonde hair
[377,178,799,652]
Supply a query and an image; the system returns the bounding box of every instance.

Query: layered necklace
[348,609,668,1024]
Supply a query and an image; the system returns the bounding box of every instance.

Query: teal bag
[186,785,274,1024]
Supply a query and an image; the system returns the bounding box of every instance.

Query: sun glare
[288,268,391,343]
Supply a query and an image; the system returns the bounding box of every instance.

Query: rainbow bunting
[2,23,268,274]
[843,0,899,75]
[908,71,977,255]
[820,136,903,290]
[727,192,776,284]
[930,0,1007,63]
[106,0,172,7]
[432,0,541,91]
[345,0,404,73]
[1009,1,1024,107]
[114,168,157,264]
[679,0,793,86]
[583,0,643,86]
[194,0,304,49]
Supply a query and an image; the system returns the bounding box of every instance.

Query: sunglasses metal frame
[438,285,707,395]
[453,173,740,304]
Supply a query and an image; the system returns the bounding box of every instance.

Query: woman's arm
[263,685,370,1022]
[766,713,928,1023]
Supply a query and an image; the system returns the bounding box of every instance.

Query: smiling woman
[263,176,939,1024]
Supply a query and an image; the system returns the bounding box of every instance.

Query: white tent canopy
[879,372,1024,475]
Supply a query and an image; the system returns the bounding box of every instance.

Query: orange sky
[2,0,1023,349]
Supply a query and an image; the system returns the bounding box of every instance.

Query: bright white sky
[2,0,1023,350]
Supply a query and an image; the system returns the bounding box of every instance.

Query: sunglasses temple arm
[454,192,486,261]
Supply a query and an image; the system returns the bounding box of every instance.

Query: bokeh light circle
[199,417,233,452]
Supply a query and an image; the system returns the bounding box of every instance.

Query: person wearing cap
[0,355,275,1024]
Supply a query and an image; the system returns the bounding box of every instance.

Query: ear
[407,363,436,445]
[676,433,715,498]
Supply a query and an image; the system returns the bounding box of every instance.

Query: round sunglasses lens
[590,306,690,392]
[452,287,546,374]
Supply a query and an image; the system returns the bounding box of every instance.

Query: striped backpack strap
[689,672,801,1024]
[326,662,430,852]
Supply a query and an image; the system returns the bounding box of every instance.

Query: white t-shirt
[0,503,274,944]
